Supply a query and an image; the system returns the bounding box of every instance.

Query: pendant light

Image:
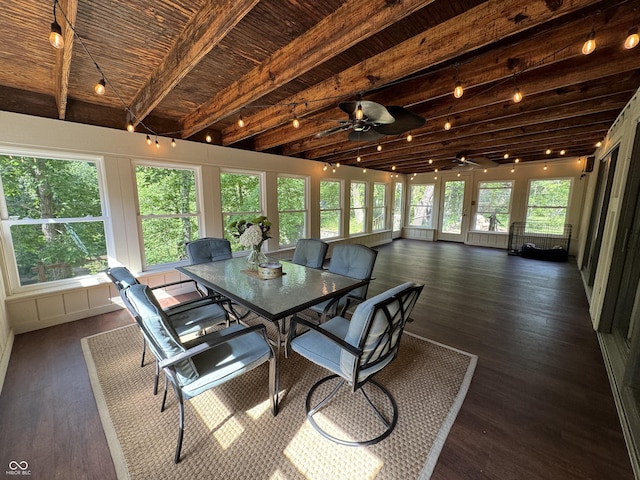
[94,78,106,95]
[625,27,639,49]
[49,1,64,49]
[582,30,596,55]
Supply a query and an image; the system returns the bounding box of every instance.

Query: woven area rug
[82,322,476,480]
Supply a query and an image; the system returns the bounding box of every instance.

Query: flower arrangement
[228,216,271,248]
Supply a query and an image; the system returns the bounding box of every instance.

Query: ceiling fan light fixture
[625,27,639,49]
[355,103,364,120]
[94,78,106,95]
[582,30,596,55]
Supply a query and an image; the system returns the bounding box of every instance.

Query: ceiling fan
[315,100,425,142]
[451,151,498,169]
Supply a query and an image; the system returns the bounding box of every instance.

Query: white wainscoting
[465,231,509,249]
[401,227,437,241]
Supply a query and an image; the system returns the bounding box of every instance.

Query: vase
[247,243,268,271]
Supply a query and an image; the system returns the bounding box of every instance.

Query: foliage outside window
[526,178,572,234]
[136,165,199,268]
[373,183,387,231]
[393,182,403,231]
[0,154,107,286]
[408,183,434,227]
[220,172,263,251]
[320,179,341,239]
[277,176,307,247]
[474,180,512,232]
[349,181,367,235]
[442,180,465,234]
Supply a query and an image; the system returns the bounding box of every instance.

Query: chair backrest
[105,266,139,291]
[328,244,378,300]
[186,237,232,265]
[125,284,199,385]
[340,282,423,388]
[292,238,329,269]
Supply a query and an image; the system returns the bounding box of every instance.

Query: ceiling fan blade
[373,106,425,135]
[348,129,385,142]
[315,124,351,138]
[339,100,395,124]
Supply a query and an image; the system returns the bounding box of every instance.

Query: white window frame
[319,178,343,240]
[525,177,573,233]
[349,180,368,235]
[373,182,387,231]
[277,174,308,248]
[473,180,513,233]
[0,147,109,293]
[408,183,435,228]
[393,181,403,232]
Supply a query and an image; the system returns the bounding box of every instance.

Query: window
[373,183,387,231]
[136,165,199,268]
[220,172,263,251]
[277,176,307,247]
[408,183,434,227]
[393,182,403,231]
[526,178,572,234]
[474,180,512,232]
[320,179,341,239]
[0,153,107,286]
[349,181,367,235]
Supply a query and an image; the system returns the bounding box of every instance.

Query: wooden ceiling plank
[259,5,637,153]
[294,50,640,159]
[180,0,438,138]
[53,0,78,120]
[221,0,602,146]
[129,0,260,126]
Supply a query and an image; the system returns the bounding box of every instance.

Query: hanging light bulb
[322,163,328,171]
[515,158,520,163]
[513,87,522,103]
[406,133,413,142]
[595,141,602,148]
[237,115,245,128]
[434,168,438,173]
[171,138,176,148]
[205,133,212,143]
[511,165,515,173]
[560,149,566,155]
[582,30,596,55]
[377,144,383,152]
[146,135,152,145]
[457,172,461,177]
[155,139,160,149]
[292,116,300,129]
[126,116,135,133]
[444,118,451,130]
[483,168,488,173]
[392,165,396,171]
[94,78,106,95]
[546,148,552,155]
[428,159,433,165]
[453,81,464,99]
[49,2,64,49]
[625,27,639,49]
[355,103,364,120]
[336,162,340,168]
[363,168,367,173]
[434,175,438,180]
[332,166,336,173]
[356,155,361,162]
[503,153,509,159]
[543,163,548,170]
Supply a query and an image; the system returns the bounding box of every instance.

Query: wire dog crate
[507,222,572,261]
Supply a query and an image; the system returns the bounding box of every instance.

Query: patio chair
[125,283,278,463]
[185,237,233,296]
[291,238,329,269]
[106,266,231,393]
[309,244,378,322]
[288,281,423,446]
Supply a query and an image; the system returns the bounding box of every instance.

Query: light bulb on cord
[546,148,552,155]
[126,120,135,133]
[377,144,382,152]
[205,133,212,143]
[94,78,106,95]
[543,163,548,171]
[582,30,596,55]
[155,139,160,149]
[513,87,522,103]
[356,155,361,162]
[406,133,413,142]
[171,138,176,148]
[444,118,451,130]
[292,117,300,129]
[237,116,245,128]
[454,81,464,99]
[146,135,152,145]
[503,153,509,159]
[625,27,639,49]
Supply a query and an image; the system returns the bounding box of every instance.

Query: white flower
[239,224,263,247]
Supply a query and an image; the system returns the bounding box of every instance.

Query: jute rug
[81,321,476,480]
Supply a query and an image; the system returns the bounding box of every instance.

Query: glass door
[438,176,470,242]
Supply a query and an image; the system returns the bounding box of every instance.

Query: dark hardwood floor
[0,240,633,479]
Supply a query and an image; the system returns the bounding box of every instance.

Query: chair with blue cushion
[292,238,329,269]
[288,281,423,446]
[185,237,233,296]
[125,283,278,463]
[309,244,378,322]
[106,266,231,393]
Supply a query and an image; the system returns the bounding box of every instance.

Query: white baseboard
[0,328,15,394]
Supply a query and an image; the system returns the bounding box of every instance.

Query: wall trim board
[0,328,15,394]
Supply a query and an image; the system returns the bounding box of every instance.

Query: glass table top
[178,258,366,321]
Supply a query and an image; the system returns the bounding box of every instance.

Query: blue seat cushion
[169,302,228,337]
[184,323,272,398]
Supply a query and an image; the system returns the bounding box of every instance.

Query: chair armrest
[290,314,361,357]
[164,295,231,315]
[159,324,270,369]
[150,278,197,290]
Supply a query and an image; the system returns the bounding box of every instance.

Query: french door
[438,176,471,242]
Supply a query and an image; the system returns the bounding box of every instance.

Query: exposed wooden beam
[53,0,78,120]
[128,0,259,127]
[221,0,602,147]
[180,0,437,138]
[258,4,636,153]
